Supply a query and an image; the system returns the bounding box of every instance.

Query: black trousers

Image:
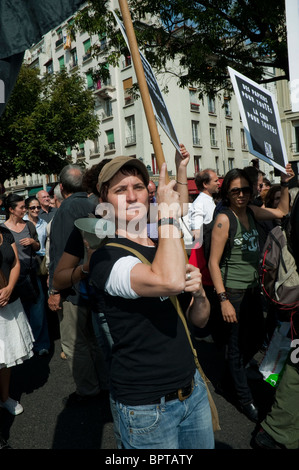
[222,287,265,405]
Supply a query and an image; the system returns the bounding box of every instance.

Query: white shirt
[105,256,142,299]
[23,214,48,255]
[188,192,215,237]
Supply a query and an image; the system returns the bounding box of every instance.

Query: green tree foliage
[0,65,99,185]
[73,0,287,96]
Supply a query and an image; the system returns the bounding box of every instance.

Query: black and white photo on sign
[228,67,288,174]
[113,11,180,152]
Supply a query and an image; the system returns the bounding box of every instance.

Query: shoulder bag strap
[107,242,203,369]
[106,242,220,431]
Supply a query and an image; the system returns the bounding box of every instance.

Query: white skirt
[0,298,34,369]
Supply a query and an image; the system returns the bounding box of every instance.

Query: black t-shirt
[0,225,19,303]
[89,236,195,406]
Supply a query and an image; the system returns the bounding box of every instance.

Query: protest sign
[228,67,288,173]
[113,11,180,152]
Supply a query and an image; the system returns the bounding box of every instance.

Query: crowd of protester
[0,150,298,450]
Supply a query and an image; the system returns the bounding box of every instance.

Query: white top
[23,214,48,255]
[105,256,142,299]
[188,192,215,229]
[188,192,216,246]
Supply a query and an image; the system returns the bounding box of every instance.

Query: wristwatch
[49,289,59,296]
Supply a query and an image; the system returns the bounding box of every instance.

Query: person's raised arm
[250,163,295,220]
[130,163,186,297]
[175,143,190,216]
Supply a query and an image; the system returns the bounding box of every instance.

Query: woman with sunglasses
[24,197,48,258]
[208,164,294,423]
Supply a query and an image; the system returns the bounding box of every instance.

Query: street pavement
[0,326,276,451]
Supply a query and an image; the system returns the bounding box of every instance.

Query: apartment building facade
[6,6,282,195]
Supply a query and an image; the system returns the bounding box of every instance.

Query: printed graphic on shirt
[234,228,259,252]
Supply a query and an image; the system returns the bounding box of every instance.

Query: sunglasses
[229,186,251,197]
[29,205,41,210]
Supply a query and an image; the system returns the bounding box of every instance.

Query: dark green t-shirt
[221,211,260,289]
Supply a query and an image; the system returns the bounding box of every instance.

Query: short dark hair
[243,166,264,186]
[82,159,112,196]
[194,169,215,192]
[25,196,39,209]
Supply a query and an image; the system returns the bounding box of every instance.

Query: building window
[70,48,78,68]
[228,158,234,170]
[123,77,134,106]
[123,52,132,68]
[77,142,85,160]
[224,96,231,117]
[241,129,247,150]
[91,139,99,155]
[86,72,94,89]
[125,115,136,145]
[189,88,200,112]
[58,55,65,71]
[83,38,91,61]
[209,124,217,147]
[103,99,112,118]
[192,120,200,146]
[226,127,233,148]
[194,155,201,173]
[105,129,115,152]
[56,28,63,48]
[46,60,53,74]
[208,96,216,114]
[99,33,107,51]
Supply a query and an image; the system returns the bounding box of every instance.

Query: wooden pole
[118,0,188,260]
[118,0,168,183]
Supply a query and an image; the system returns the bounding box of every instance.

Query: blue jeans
[116,369,215,449]
[23,276,50,352]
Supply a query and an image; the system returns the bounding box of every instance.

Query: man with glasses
[36,190,57,223]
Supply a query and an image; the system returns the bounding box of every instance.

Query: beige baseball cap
[97,156,149,193]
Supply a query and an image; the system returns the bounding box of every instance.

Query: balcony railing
[190,103,200,112]
[126,136,136,146]
[192,137,201,146]
[124,95,134,106]
[104,142,116,152]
